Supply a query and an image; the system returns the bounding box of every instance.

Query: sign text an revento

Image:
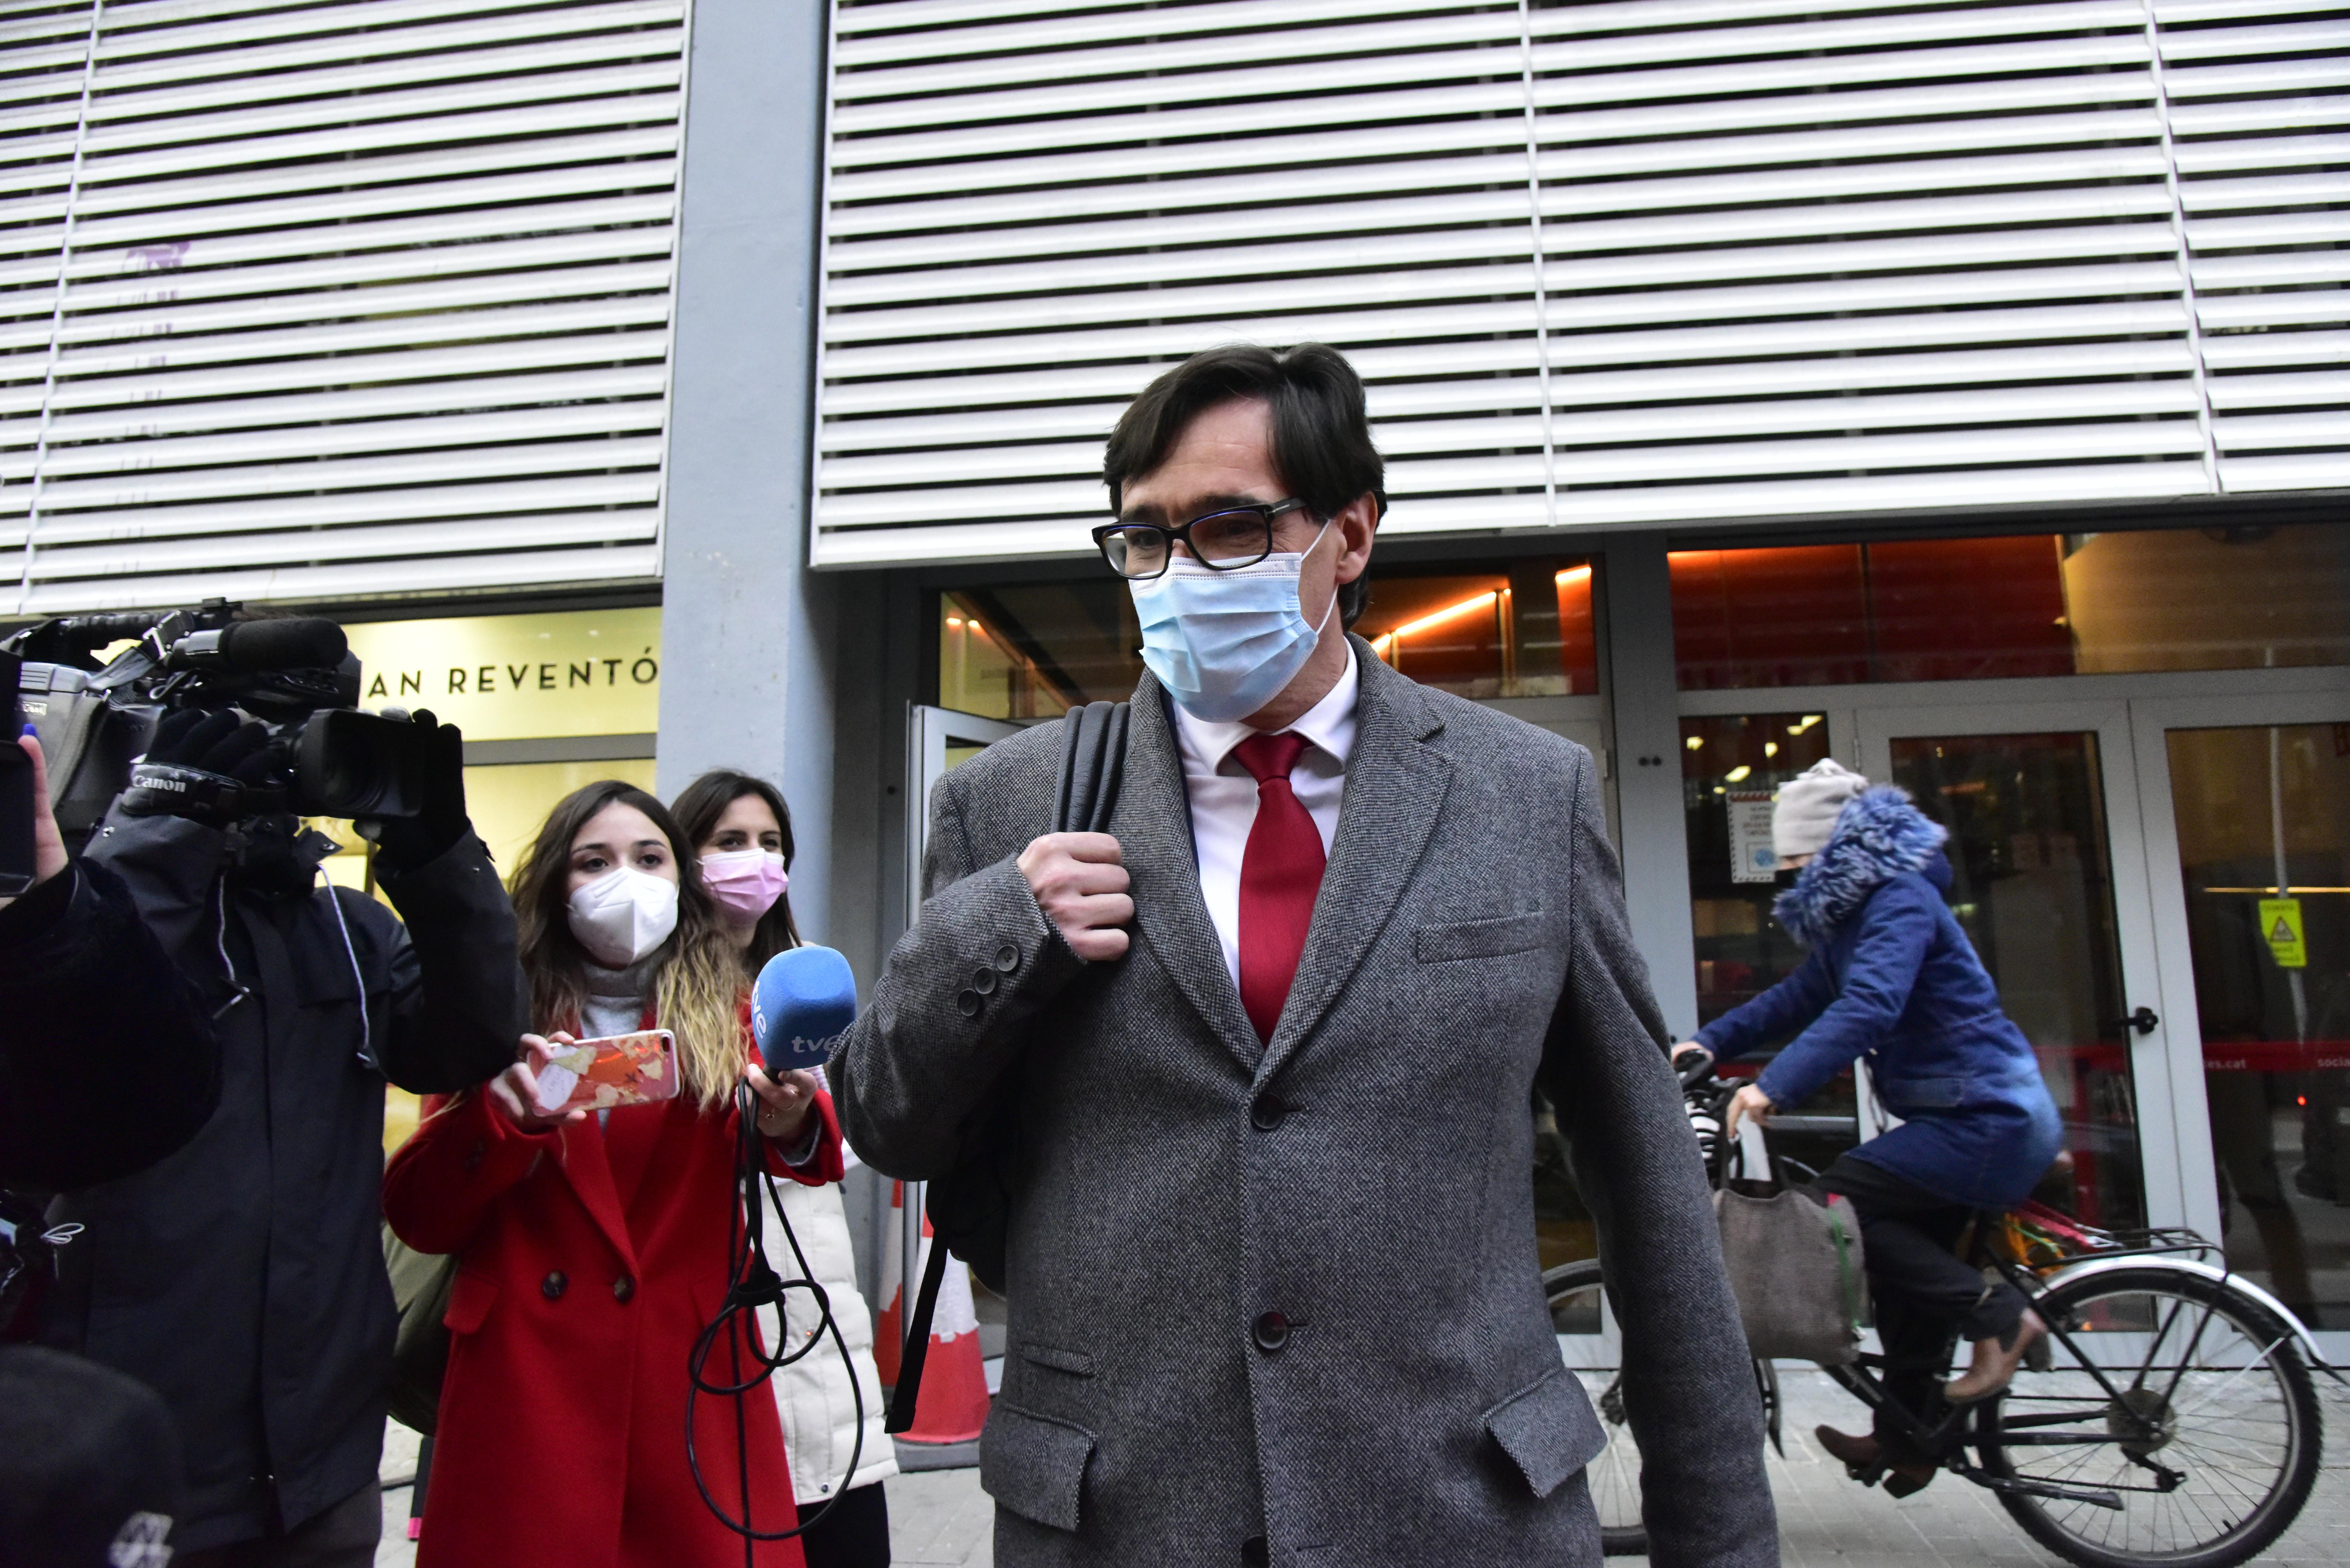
[364,652,660,701]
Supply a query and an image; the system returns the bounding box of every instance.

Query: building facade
[6,0,2348,1343]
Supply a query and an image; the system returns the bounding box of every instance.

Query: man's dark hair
[1103,343,1386,627]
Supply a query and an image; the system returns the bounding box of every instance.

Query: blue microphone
[751,945,858,1075]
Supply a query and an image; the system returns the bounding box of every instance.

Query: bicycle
[1548,1060,2338,1567]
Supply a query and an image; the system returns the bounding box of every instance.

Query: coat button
[463,1139,486,1172]
[994,943,1020,973]
[613,1275,635,1303]
[971,966,998,995]
[957,989,982,1019]
[1251,1311,1290,1353]
[541,1271,567,1300]
[1250,1098,1287,1132]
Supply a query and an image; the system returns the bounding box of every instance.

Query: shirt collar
[1171,642,1360,776]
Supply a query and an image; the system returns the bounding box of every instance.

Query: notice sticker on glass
[1728,791,1778,884]
[2260,897,2307,969]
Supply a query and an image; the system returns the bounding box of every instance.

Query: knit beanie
[1772,758,1870,862]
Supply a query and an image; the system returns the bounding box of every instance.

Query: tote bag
[1713,1153,1866,1366]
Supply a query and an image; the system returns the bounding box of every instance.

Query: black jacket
[41,810,522,1552]
[0,859,221,1190]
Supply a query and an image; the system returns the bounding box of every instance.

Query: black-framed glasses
[1092,498,1308,580]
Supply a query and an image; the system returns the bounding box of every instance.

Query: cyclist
[1674,759,2063,1493]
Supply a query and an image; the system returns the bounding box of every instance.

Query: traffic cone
[875,1180,911,1386]
[877,1181,989,1455]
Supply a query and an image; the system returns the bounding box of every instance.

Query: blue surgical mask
[1129,519,1337,722]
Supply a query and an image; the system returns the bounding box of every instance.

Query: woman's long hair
[508,780,747,1111]
[669,769,801,974]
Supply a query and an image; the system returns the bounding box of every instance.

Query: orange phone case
[533,1030,680,1115]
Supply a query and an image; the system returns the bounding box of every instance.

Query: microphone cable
[685,1080,868,1566]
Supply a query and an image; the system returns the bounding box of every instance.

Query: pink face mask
[700,849,789,923]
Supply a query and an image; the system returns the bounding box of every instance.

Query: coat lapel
[551,1116,641,1272]
[602,1100,667,1219]
[1258,640,1452,1086]
[1118,676,1265,1072]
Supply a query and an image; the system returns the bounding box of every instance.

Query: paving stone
[888,1466,994,1566]
[875,1371,2350,1568]
[371,1373,2350,1566]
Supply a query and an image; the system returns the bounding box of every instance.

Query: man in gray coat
[834,344,1776,1566]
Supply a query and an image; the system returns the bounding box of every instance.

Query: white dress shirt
[1169,645,1360,990]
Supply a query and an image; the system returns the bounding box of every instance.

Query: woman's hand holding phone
[489,1034,590,1132]
[744,1063,817,1144]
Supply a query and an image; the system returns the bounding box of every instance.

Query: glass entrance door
[2134,691,2350,1334]
[1858,702,2173,1232]
[905,705,1024,921]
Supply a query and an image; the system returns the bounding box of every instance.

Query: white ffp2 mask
[566,865,680,967]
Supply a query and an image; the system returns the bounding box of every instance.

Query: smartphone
[0,651,35,898]
[533,1029,680,1115]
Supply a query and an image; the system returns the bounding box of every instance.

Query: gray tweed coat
[834,639,1776,1567]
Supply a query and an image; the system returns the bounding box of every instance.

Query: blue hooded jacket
[1694,786,2063,1208]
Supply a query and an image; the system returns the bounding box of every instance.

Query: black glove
[361,709,471,872]
[120,711,285,825]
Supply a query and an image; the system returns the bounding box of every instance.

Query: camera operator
[2,730,216,1568]
[40,695,525,1567]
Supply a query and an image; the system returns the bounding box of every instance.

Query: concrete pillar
[1600,531,1699,1040]
[656,0,835,939]
[657,1,898,1303]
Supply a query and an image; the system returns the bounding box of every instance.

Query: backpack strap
[884,1240,951,1434]
[1052,700,1128,835]
[890,699,1129,1434]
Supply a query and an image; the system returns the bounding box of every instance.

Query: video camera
[4,599,432,848]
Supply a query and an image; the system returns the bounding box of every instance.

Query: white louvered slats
[1,2,97,596]
[813,0,2347,567]
[1513,0,2208,528]
[2159,0,2350,493]
[815,0,1555,564]
[3,0,687,614]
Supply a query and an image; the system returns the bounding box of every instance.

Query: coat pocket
[443,1270,498,1335]
[1483,1365,1609,1499]
[1415,911,1545,964]
[1017,1342,1095,1377]
[1881,1074,1966,1109]
[980,1402,1096,1532]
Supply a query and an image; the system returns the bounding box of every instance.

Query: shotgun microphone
[749,945,858,1076]
[162,618,348,673]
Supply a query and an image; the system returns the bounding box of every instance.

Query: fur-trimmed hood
[1773,785,1950,946]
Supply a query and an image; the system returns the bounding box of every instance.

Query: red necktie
[1233,732,1327,1044]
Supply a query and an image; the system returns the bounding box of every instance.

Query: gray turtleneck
[580,955,658,1040]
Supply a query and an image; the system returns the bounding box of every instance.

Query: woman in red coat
[385,780,844,1568]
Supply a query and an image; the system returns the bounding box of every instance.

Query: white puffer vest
[757,1177,898,1502]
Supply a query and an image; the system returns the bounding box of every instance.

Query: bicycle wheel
[1974,1265,2321,1568]
[1544,1259,1779,1557]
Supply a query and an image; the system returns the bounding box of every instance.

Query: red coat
[384,1052,845,1568]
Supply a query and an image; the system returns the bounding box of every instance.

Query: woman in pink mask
[671,771,898,1568]
[675,771,798,956]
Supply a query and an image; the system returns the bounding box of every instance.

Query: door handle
[2102,1006,2160,1038]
